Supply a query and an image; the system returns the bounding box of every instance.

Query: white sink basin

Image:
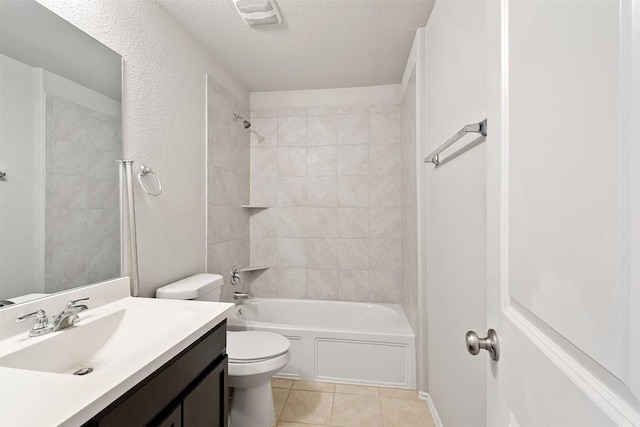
[0,278,234,427]
[0,307,195,374]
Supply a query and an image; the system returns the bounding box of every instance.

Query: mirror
[0,0,123,305]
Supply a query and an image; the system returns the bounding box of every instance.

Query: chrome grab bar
[424,119,487,166]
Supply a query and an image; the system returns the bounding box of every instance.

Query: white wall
[399,28,429,395]
[42,69,121,118]
[35,0,249,296]
[424,0,487,425]
[0,54,44,298]
[250,85,401,110]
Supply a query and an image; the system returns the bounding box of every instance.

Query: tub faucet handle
[230,266,241,286]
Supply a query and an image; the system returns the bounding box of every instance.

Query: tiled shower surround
[248,106,403,302]
[206,75,251,302]
[401,72,420,339]
[45,94,121,293]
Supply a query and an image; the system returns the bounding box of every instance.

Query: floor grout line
[275,381,433,426]
[280,388,291,420]
[328,390,336,426]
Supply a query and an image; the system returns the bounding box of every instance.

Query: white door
[485,0,640,426]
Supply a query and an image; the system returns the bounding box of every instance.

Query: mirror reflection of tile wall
[44,93,121,293]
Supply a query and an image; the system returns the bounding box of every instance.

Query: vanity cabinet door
[153,404,182,427]
[183,356,228,427]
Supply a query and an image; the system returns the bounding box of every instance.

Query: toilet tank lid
[156,273,224,300]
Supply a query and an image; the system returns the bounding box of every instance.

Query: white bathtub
[227,298,416,389]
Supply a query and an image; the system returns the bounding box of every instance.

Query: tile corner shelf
[240,205,270,209]
[239,266,270,272]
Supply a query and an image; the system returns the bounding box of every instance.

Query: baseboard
[419,391,443,427]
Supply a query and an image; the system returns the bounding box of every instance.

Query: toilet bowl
[156,274,290,427]
[227,331,290,427]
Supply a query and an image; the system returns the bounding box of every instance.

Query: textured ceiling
[158,0,435,92]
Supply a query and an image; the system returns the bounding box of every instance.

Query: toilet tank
[156,273,224,301]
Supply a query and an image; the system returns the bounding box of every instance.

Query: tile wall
[44,94,121,293]
[401,71,420,333]
[248,105,403,302]
[206,75,251,301]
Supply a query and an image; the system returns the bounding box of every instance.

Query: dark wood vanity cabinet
[83,320,228,427]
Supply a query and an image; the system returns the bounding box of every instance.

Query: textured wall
[248,102,403,302]
[35,0,248,296]
[206,75,250,302]
[425,0,487,424]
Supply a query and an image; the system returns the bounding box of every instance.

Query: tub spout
[233,292,250,304]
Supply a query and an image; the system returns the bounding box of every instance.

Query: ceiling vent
[232,0,282,26]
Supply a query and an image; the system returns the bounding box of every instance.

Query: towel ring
[138,164,162,196]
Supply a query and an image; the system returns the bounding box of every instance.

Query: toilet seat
[228,331,290,363]
[227,332,291,382]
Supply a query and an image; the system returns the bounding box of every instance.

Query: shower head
[233,113,251,129]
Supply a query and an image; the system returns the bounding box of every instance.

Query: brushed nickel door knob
[466,329,500,361]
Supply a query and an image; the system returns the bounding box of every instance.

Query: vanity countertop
[0,278,234,427]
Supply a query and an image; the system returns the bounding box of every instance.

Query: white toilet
[156,274,290,427]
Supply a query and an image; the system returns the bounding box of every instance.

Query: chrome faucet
[15,298,89,337]
[51,298,89,331]
[15,309,51,337]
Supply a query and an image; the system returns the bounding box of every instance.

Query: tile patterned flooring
[270,379,436,427]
